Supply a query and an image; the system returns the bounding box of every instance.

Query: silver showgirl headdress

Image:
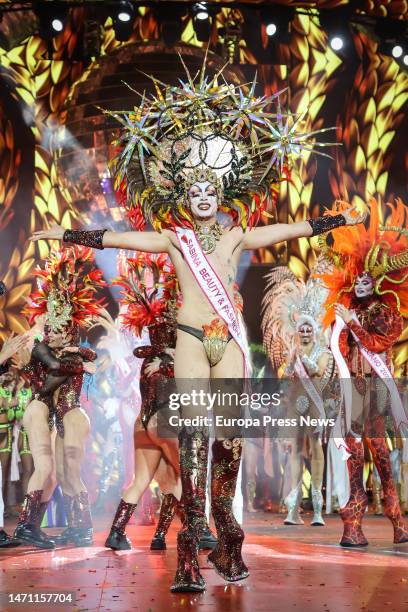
[105,54,338,231]
[261,259,331,370]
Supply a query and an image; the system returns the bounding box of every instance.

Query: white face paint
[297,323,314,344]
[354,274,374,298]
[188,181,218,220]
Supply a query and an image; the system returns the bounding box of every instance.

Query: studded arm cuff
[63,229,107,250]
[307,214,346,236]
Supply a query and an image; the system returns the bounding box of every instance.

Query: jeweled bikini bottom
[177,320,232,367]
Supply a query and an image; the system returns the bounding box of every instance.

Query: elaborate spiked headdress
[106,55,337,231]
[113,252,180,337]
[23,246,107,332]
[317,198,408,326]
[261,261,331,371]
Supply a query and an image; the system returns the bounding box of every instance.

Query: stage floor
[1,513,407,611]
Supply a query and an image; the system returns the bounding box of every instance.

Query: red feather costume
[318,199,408,547]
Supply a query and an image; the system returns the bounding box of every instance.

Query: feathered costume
[261,263,336,527]
[106,57,337,232]
[15,247,106,550]
[106,253,184,552]
[318,199,408,547]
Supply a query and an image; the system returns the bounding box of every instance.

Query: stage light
[404,54,408,66]
[392,45,403,58]
[194,3,209,21]
[320,7,353,54]
[260,6,294,43]
[118,12,131,23]
[34,1,69,40]
[51,18,64,33]
[330,36,344,51]
[112,1,135,42]
[374,17,408,61]
[266,23,277,37]
[192,2,212,42]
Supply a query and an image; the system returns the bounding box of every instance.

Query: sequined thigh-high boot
[14,490,55,549]
[171,427,209,593]
[105,499,137,550]
[207,438,249,582]
[366,414,408,544]
[339,437,368,547]
[150,493,177,550]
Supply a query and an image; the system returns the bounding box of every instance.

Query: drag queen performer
[14,247,105,548]
[319,199,408,546]
[32,64,364,590]
[262,265,336,526]
[105,253,216,551]
[105,253,183,550]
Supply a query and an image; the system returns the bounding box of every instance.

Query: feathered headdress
[261,261,331,371]
[317,198,408,326]
[113,252,180,337]
[23,246,107,331]
[106,55,337,231]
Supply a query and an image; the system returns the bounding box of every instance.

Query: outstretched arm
[242,206,366,250]
[30,224,170,254]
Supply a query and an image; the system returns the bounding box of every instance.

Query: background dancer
[262,265,337,527]
[14,246,105,549]
[319,199,408,546]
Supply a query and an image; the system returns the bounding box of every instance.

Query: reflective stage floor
[0,513,407,611]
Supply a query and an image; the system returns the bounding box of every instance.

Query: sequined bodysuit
[24,341,96,436]
[133,323,176,430]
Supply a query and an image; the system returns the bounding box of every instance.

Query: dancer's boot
[71,491,93,546]
[171,427,208,593]
[0,529,21,547]
[284,481,304,525]
[207,438,249,582]
[14,490,55,549]
[105,499,137,550]
[339,437,368,547]
[366,417,408,544]
[150,494,177,550]
[53,495,76,544]
[311,484,325,526]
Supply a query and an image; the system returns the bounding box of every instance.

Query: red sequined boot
[53,495,76,545]
[71,491,93,547]
[14,490,55,549]
[150,493,177,550]
[171,427,209,593]
[366,415,408,544]
[207,438,249,582]
[105,499,137,550]
[339,437,368,547]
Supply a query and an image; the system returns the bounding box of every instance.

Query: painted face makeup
[298,323,314,344]
[188,181,218,220]
[354,274,374,298]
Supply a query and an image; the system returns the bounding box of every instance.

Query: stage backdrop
[0,3,407,367]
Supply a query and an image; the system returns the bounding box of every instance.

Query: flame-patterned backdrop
[0,0,407,367]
